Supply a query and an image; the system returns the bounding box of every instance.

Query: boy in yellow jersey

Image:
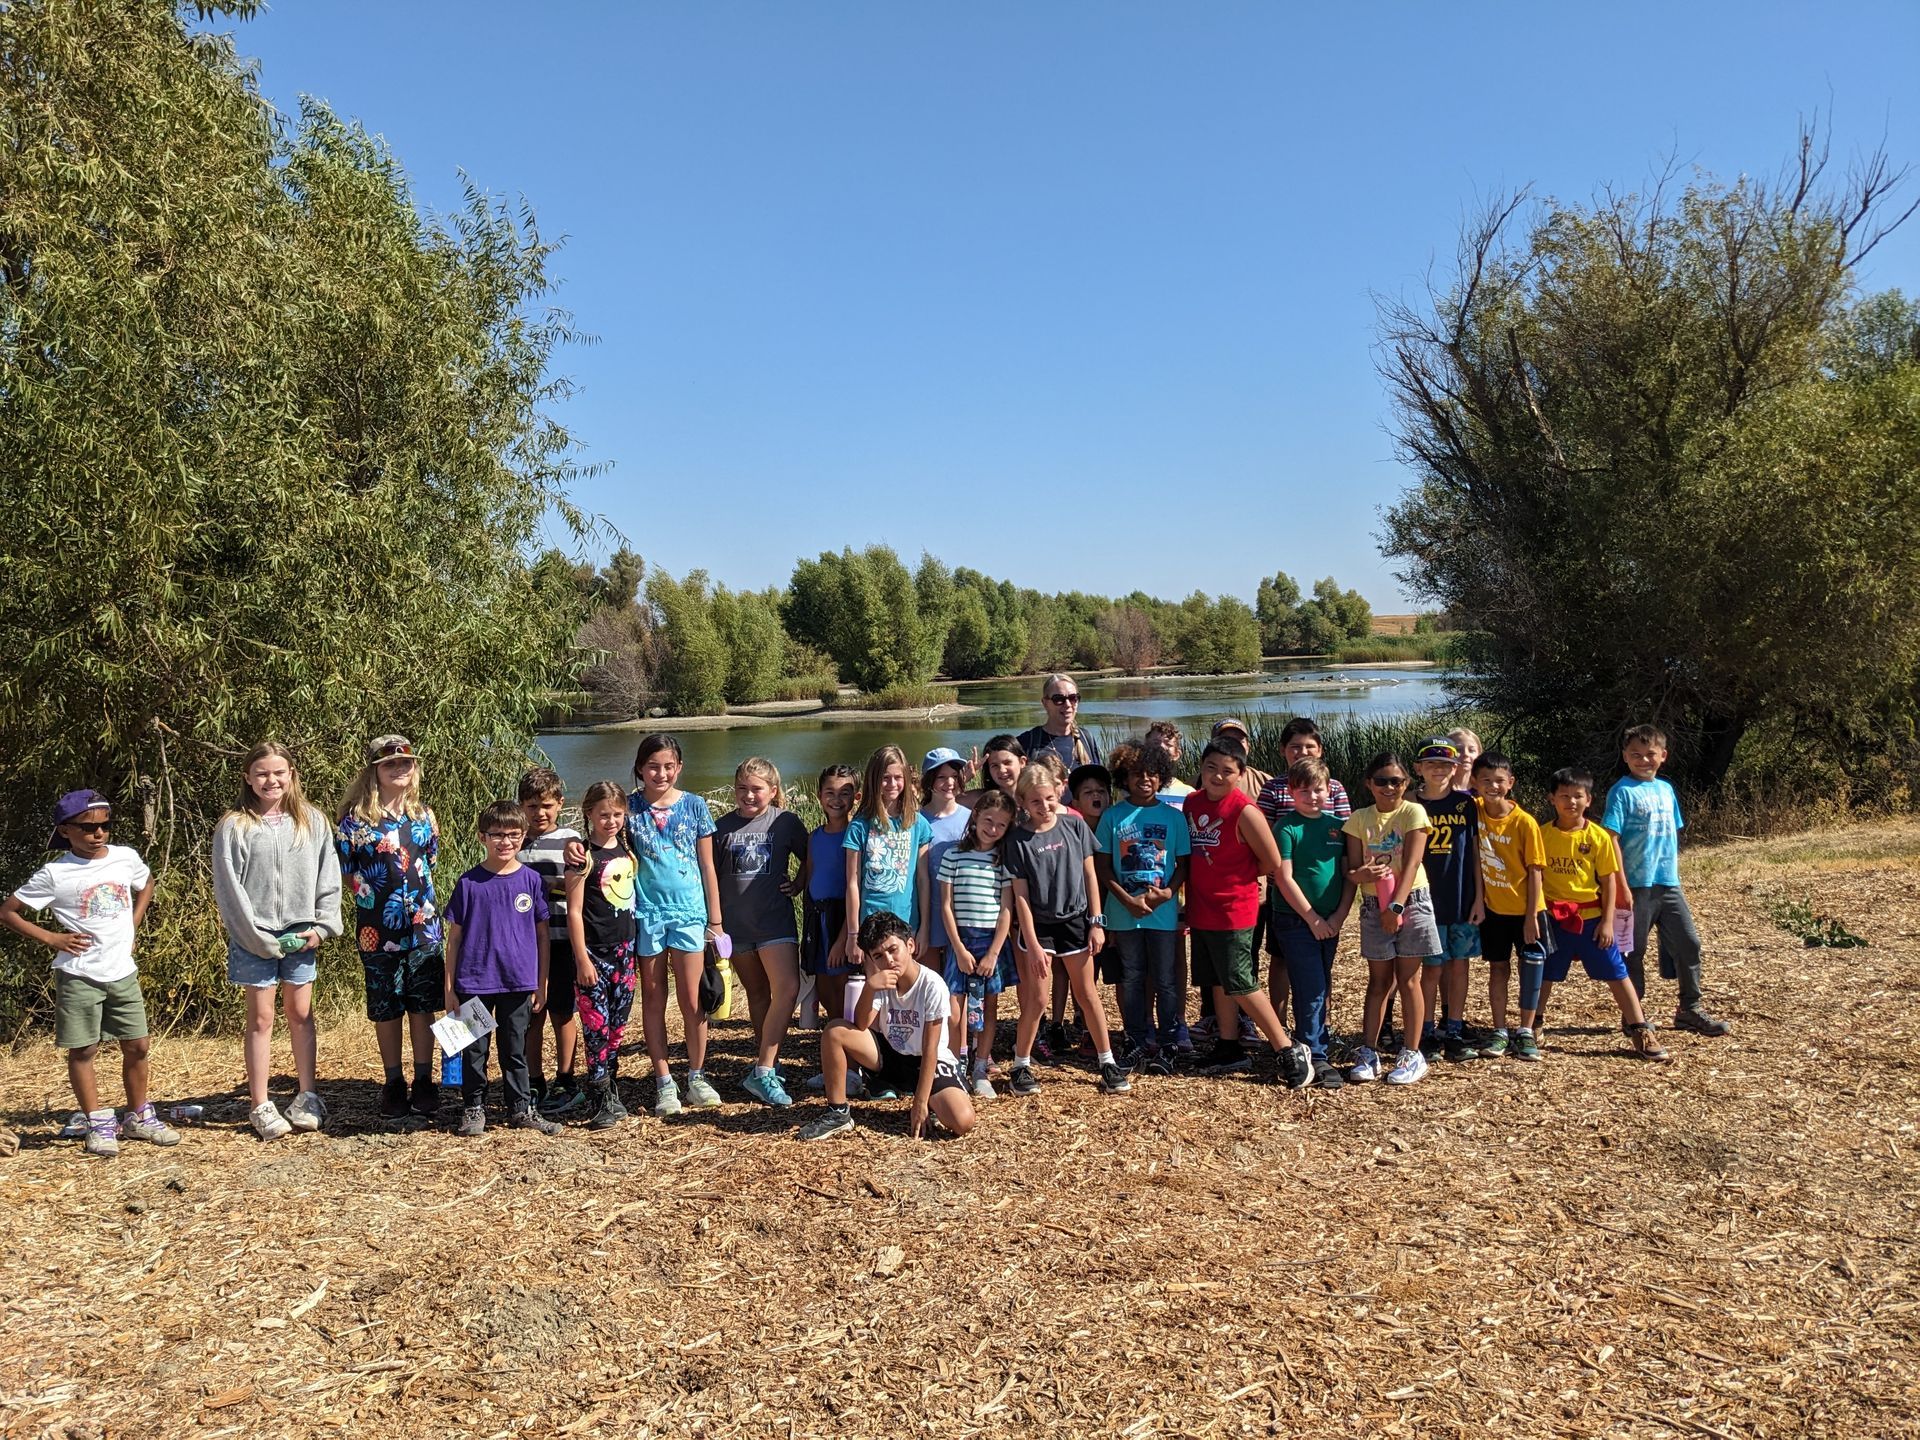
[1533,767,1668,1061]
[1470,753,1547,1061]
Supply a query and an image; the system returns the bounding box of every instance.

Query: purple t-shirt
[445,864,549,994]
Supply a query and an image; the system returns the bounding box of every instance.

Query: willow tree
[1377,128,1920,786]
[0,2,590,1025]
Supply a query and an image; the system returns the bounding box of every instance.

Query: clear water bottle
[965,974,986,1033]
[167,1104,204,1123]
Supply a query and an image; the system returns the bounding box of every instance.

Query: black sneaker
[456,1105,486,1138]
[1673,1006,1731,1037]
[508,1108,561,1135]
[378,1077,410,1119]
[1199,1041,1251,1075]
[1008,1064,1041,1097]
[1311,1058,1345,1091]
[1443,1032,1479,1063]
[1099,1061,1133,1094]
[796,1106,854,1141]
[1044,1021,1070,1062]
[1127,1044,1172,1078]
[1277,1042,1313,1090]
[409,1074,438,1118]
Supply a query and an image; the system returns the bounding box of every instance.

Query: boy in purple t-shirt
[443,801,560,1138]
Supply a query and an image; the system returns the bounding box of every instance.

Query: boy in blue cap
[1,790,179,1157]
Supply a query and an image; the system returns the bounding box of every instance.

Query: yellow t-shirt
[1342,800,1431,897]
[1476,800,1545,917]
[1539,820,1619,916]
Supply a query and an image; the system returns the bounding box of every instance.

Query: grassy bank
[1328,631,1460,664]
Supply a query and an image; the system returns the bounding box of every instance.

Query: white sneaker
[970,1073,997,1101]
[1348,1046,1381,1083]
[251,1101,293,1140]
[285,1090,327,1133]
[1385,1048,1429,1086]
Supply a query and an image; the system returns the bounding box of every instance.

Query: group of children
[1,715,1728,1155]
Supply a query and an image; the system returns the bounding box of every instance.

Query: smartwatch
[1388,901,1406,915]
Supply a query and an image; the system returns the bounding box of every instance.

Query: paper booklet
[432,997,498,1056]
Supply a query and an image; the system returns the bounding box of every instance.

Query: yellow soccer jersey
[1539,820,1619,916]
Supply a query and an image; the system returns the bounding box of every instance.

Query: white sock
[1096,1049,1115,1067]
[1013,1054,1032,1069]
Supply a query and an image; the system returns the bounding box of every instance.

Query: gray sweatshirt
[212,807,344,958]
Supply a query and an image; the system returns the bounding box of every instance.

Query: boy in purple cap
[1,790,178,1157]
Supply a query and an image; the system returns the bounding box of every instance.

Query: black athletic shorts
[871,1032,963,1096]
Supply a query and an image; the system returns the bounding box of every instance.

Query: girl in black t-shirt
[565,781,639,1130]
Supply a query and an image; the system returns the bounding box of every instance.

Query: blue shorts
[227,934,319,988]
[1423,921,1481,966]
[943,927,1017,995]
[636,914,706,957]
[1544,917,1628,983]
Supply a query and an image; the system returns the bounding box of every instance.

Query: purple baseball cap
[48,789,111,851]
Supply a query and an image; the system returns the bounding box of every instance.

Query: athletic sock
[1013,1054,1033,1069]
[1096,1049,1115,1067]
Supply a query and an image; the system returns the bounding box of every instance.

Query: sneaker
[1420,1028,1441,1058]
[868,1081,902,1102]
[1237,1014,1260,1045]
[1673,1006,1731,1038]
[1512,1029,1542,1062]
[1311,1058,1346,1091]
[588,1083,624,1131]
[1191,1014,1219,1046]
[1443,1032,1479,1063]
[1278,1042,1313,1090]
[1076,1027,1097,1060]
[1627,1023,1672,1062]
[456,1105,487,1137]
[286,1090,327,1132]
[1348,1046,1382,1083]
[378,1076,410,1119]
[508,1108,562,1135]
[83,1113,119,1158]
[1385,1048,1429,1086]
[1199,1041,1250,1075]
[540,1079,589,1117]
[121,1103,181,1146]
[1127,1044,1172,1078]
[796,1106,854,1141]
[1008,1063,1041,1097]
[1479,1030,1510,1059]
[1171,1024,1195,1059]
[250,1101,292,1141]
[1099,1061,1133,1094]
[653,1077,683,1118]
[409,1074,438,1118]
[684,1073,723,1110]
[741,1069,794,1108]
[807,1070,868,1098]
[970,1073,997,1101]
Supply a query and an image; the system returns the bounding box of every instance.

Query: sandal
[1625,1022,1670,1063]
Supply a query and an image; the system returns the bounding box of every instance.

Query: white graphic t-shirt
[12,846,151,982]
[872,963,958,1063]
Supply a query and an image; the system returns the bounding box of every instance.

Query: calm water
[536,664,1453,800]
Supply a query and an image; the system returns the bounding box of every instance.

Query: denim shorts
[1359,888,1441,961]
[228,933,319,989]
[944,926,1017,995]
[1424,921,1481,965]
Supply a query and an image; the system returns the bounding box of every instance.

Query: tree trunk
[1694,708,1750,790]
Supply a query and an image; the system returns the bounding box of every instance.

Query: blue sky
[220,2,1920,608]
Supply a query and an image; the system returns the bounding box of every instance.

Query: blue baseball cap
[922,746,966,775]
[48,789,111,851]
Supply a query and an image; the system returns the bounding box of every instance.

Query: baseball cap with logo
[47,788,112,851]
[1414,736,1460,763]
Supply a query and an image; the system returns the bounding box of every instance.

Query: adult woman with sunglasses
[1014,674,1102,775]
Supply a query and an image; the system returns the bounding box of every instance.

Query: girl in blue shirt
[842,745,933,968]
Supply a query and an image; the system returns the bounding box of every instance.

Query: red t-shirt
[1183,787,1261,930]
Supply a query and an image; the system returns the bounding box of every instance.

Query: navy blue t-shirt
[1420,790,1479,927]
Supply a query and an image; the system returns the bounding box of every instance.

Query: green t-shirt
[1275,811,1347,919]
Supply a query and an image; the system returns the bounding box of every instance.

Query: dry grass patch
[2,825,1917,1438]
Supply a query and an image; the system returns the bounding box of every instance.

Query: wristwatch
[1087,914,1105,928]
[1388,901,1406,915]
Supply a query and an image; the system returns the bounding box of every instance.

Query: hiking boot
[1277,1042,1313,1090]
[1673,1006,1731,1038]
[1511,1029,1541,1062]
[1099,1061,1133,1095]
[1008,1063,1041,1097]
[1479,1030,1510,1059]
[1347,1046,1382,1083]
[653,1077,683,1118]
[1199,1041,1250,1076]
[409,1074,438,1118]
[378,1076,410,1119]
[796,1106,854,1141]
[587,1081,623,1130]
[286,1090,327,1132]
[1626,1023,1671,1062]
[1311,1058,1345,1091]
[508,1108,561,1135]
[1385,1048,1429,1086]
[83,1113,119,1158]
[456,1105,487,1137]
[1443,1032,1479,1063]
[121,1104,180,1146]
[250,1102,292,1141]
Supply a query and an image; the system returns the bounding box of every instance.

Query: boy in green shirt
[1269,759,1356,1089]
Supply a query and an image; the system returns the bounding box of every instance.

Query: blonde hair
[1447,727,1482,757]
[340,751,427,826]
[229,741,321,839]
[735,756,785,809]
[856,745,919,827]
[1014,762,1059,800]
[1035,751,1070,787]
[1040,673,1096,766]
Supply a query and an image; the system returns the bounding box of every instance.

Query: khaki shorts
[55,971,150,1050]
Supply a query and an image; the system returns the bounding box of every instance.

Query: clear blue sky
[219,2,1920,609]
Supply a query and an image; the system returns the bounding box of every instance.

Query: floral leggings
[575,942,637,1083]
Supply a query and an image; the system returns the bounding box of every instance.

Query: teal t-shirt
[843,813,934,924]
[1093,799,1190,932]
[1275,810,1347,919]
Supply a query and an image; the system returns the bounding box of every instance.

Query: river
[535,663,1453,800]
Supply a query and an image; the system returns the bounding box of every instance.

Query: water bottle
[442,1050,463,1087]
[965,974,986,1034]
[166,1104,204,1123]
